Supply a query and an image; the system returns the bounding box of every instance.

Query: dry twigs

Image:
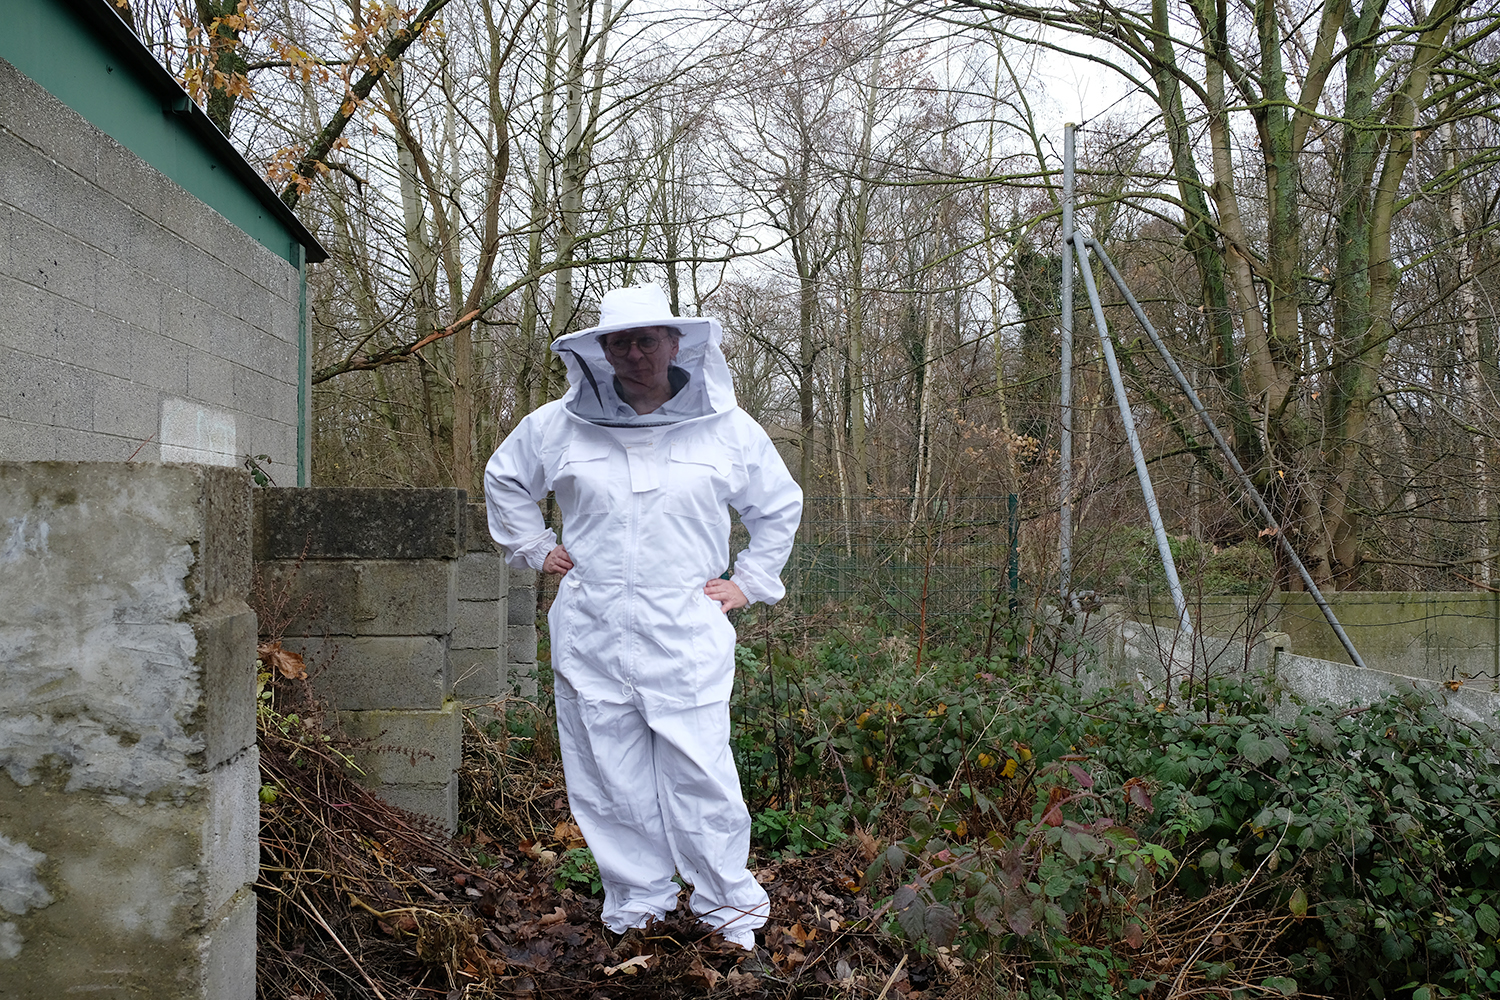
[257,680,915,998]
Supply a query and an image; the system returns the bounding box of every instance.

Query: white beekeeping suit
[484,285,802,948]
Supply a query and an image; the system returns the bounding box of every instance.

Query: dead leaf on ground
[685,960,722,989]
[258,641,307,680]
[553,821,587,850]
[603,954,652,976]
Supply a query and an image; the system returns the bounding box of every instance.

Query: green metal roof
[0,0,327,265]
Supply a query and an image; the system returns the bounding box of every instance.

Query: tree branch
[279,0,455,209]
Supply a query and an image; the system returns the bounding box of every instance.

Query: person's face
[602,326,680,393]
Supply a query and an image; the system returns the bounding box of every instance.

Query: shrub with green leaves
[730,624,1500,998]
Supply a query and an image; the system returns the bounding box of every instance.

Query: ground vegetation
[254,610,1500,999]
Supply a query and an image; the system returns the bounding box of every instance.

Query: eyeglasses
[602,333,673,358]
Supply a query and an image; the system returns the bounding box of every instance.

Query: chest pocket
[664,440,732,523]
[551,439,615,516]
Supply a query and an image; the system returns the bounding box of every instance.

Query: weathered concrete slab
[457,550,503,602]
[453,648,502,702]
[256,558,458,637]
[338,704,462,832]
[253,487,467,561]
[283,636,450,711]
[0,461,257,1000]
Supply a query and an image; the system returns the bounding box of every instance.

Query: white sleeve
[727,417,803,606]
[483,414,557,572]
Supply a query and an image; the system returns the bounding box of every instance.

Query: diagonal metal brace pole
[1083,237,1368,672]
[1071,237,1195,641]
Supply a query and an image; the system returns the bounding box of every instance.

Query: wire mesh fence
[762,494,1025,647]
[537,493,1032,650]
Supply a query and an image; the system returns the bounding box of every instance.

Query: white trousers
[554,683,770,940]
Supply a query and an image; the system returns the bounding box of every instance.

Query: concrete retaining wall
[1087,609,1500,727]
[0,57,304,483]
[1135,592,1500,690]
[253,489,528,833]
[0,462,258,999]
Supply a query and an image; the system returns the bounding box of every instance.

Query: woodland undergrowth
[251,598,1500,1000]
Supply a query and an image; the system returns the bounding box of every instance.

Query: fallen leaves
[258,640,307,680]
[602,954,652,976]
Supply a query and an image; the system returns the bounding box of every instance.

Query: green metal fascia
[0,0,326,266]
[297,243,310,486]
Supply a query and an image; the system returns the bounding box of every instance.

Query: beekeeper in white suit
[484,284,802,949]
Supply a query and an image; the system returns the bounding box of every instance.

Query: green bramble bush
[730,620,1500,998]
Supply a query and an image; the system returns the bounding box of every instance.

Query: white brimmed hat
[573,283,710,340]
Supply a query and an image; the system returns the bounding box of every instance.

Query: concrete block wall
[253,489,526,833]
[454,503,505,706]
[506,564,540,700]
[0,462,258,999]
[0,58,303,483]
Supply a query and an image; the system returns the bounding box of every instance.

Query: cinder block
[50,156,126,254]
[238,283,274,338]
[49,298,121,372]
[186,345,236,407]
[502,655,539,700]
[95,137,164,225]
[374,779,458,834]
[135,225,191,292]
[129,323,190,395]
[203,749,260,917]
[268,286,299,344]
[94,253,163,332]
[457,550,503,601]
[0,415,56,460]
[2,351,95,430]
[452,648,501,702]
[453,598,500,651]
[338,703,463,788]
[160,285,210,351]
[230,359,278,421]
[283,635,450,711]
[9,219,97,307]
[91,372,161,442]
[508,568,537,626]
[197,466,253,604]
[196,606,257,767]
[238,327,293,378]
[265,374,301,428]
[257,559,457,636]
[0,61,98,185]
[0,273,62,367]
[0,345,51,423]
[255,488,468,561]
[52,426,138,462]
[233,413,296,485]
[201,888,257,1000]
[0,203,16,278]
[466,503,497,553]
[507,623,538,666]
[0,126,58,219]
[49,360,96,430]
